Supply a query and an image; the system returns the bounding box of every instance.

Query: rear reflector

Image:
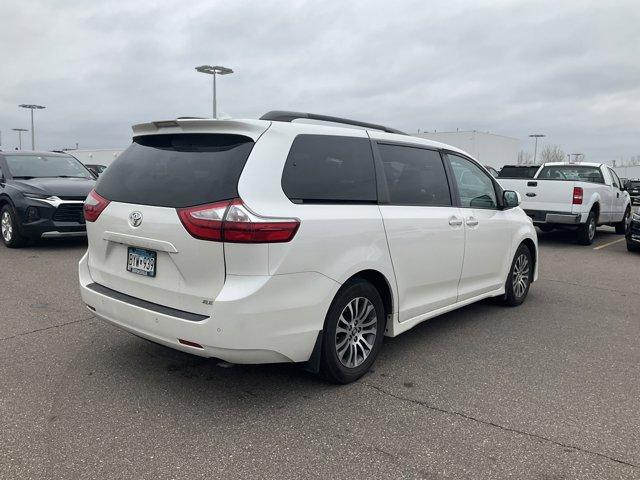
[178,339,204,349]
[572,186,583,205]
[84,189,110,222]
[177,198,299,243]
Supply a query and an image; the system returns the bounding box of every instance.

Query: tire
[501,244,533,307]
[615,207,630,235]
[319,279,385,384]
[1,205,28,248]
[628,241,640,252]
[577,211,597,245]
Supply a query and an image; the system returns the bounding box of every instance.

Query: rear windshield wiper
[11,176,36,179]
[54,175,89,178]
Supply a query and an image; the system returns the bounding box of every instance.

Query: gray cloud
[1,0,639,162]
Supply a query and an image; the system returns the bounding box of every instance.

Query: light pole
[12,128,28,150]
[19,104,45,150]
[195,65,233,118]
[529,134,545,164]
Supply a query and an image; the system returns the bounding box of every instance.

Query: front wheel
[628,241,640,253]
[501,244,533,306]
[319,279,386,384]
[1,205,28,248]
[615,207,631,235]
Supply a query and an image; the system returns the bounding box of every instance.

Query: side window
[609,168,621,189]
[447,154,498,209]
[281,135,376,203]
[377,144,451,206]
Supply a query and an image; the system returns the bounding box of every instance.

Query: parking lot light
[529,134,546,165]
[12,128,28,150]
[195,65,233,119]
[18,104,46,150]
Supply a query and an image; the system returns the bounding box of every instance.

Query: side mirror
[503,190,520,208]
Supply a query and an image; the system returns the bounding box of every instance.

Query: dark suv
[0,151,96,247]
[627,179,640,206]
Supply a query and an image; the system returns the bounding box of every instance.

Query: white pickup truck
[499,162,631,245]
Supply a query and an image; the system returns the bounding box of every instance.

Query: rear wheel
[615,207,630,235]
[502,244,533,306]
[319,279,385,384]
[1,205,28,248]
[628,241,640,252]
[577,211,597,245]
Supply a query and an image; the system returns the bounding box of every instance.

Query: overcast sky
[1,0,639,162]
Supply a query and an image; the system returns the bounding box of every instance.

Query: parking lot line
[593,238,625,250]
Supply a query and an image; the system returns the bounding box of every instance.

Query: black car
[497,165,540,179]
[0,151,96,247]
[626,179,640,206]
[627,207,640,252]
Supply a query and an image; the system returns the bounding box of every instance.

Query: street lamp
[195,65,233,119]
[18,104,45,150]
[528,134,545,165]
[12,128,28,150]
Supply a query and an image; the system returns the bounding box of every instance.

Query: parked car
[0,151,95,247]
[499,162,631,245]
[498,165,540,179]
[626,179,640,205]
[85,164,107,177]
[79,111,538,383]
[627,207,640,252]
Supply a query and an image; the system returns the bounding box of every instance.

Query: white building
[63,148,123,167]
[415,131,519,169]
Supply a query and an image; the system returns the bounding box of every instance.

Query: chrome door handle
[466,217,479,227]
[448,216,463,227]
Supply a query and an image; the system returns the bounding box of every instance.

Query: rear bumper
[78,252,339,364]
[525,210,583,225]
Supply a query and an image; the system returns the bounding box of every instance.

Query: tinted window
[498,166,539,179]
[4,154,93,179]
[537,165,604,184]
[377,144,451,206]
[448,154,497,209]
[96,134,254,208]
[281,135,376,203]
[629,181,640,189]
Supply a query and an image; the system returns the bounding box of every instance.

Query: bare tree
[517,150,532,165]
[539,144,566,164]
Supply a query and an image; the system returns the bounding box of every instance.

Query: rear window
[628,181,640,188]
[537,165,604,184]
[96,134,254,208]
[498,166,539,179]
[281,135,377,203]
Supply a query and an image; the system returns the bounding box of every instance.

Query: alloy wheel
[588,217,596,241]
[1,211,12,243]
[335,297,377,368]
[512,254,530,298]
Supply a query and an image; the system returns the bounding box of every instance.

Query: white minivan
[79,111,538,383]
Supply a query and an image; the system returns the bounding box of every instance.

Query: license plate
[126,247,157,277]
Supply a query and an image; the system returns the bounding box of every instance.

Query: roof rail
[260,110,406,135]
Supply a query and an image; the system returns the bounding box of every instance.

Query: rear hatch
[85,120,268,315]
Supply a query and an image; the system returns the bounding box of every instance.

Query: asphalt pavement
[1,227,639,479]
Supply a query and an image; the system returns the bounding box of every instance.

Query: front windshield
[4,155,93,179]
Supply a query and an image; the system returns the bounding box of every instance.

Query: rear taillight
[177,198,299,243]
[84,189,110,222]
[572,186,583,205]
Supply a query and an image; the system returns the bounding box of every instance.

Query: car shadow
[24,237,88,250]
[536,226,617,246]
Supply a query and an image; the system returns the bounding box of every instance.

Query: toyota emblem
[129,211,143,227]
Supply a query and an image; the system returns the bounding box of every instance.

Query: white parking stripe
[593,238,625,250]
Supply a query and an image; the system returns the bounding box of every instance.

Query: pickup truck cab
[499,162,631,245]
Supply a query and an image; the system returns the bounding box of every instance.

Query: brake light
[84,189,110,222]
[572,186,583,205]
[177,198,300,243]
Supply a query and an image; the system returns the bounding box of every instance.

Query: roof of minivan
[131,118,471,158]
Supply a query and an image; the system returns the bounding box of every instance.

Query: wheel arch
[345,269,394,322]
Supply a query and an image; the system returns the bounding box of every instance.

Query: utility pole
[529,134,546,165]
